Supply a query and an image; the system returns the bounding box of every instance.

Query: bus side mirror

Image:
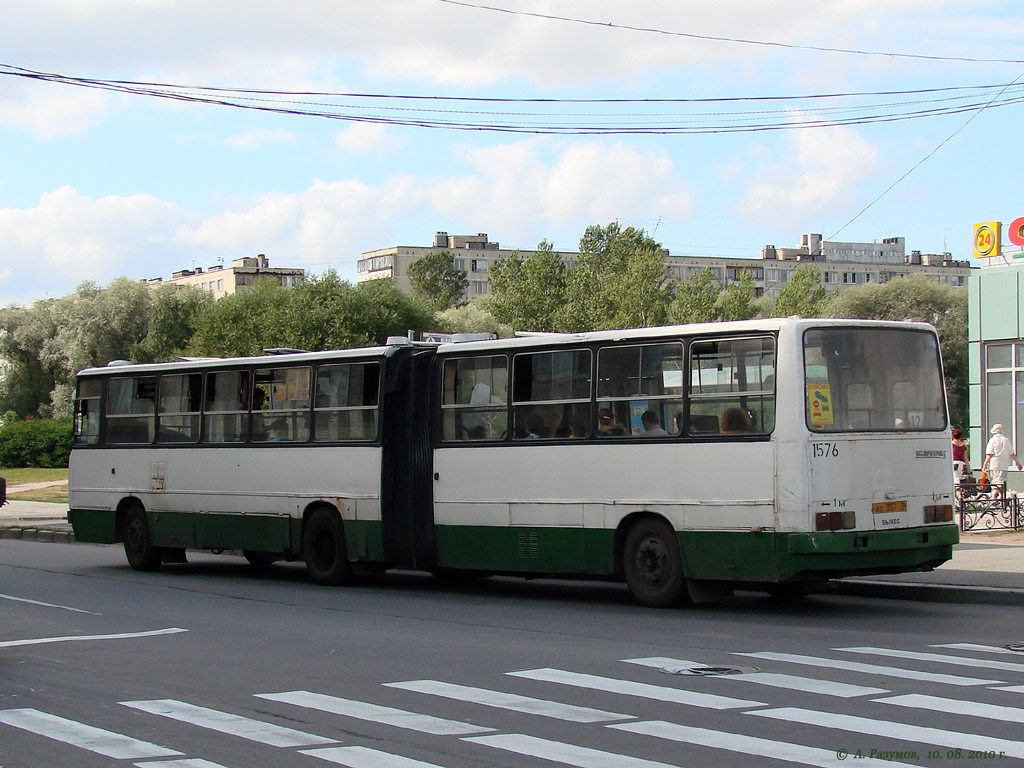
[0,476,6,506]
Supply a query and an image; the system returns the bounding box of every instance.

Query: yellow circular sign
[975,224,996,257]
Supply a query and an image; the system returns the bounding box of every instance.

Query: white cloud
[0,138,694,304]
[334,122,406,153]
[0,187,199,304]
[735,120,881,227]
[0,79,107,138]
[224,128,297,149]
[429,140,693,242]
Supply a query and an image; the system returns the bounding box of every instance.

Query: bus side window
[688,336,775,436]
[314,362,380,442]
[106,376,157,444]
[511,349,591,440]
[596,343,683,438]
[74,379,103,445]
[441,355,508,441]
[252,367,311,443]
[203,370,249,443]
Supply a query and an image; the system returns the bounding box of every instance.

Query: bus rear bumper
[779,524,959,580]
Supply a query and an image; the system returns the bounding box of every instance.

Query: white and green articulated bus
[68,318,958,607]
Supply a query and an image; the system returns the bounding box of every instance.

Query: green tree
[331,279,435,347]
[670,267,722,324]
[435,296,512,337]
[488,240,567,332]
[770,265,835,318]
[562,223,673,331]
[407,250,469,311]
[828,274,968,427]
[716,271,761,321]
[0,300,61,417]
[133,284,213,363]
[186,277,293,357]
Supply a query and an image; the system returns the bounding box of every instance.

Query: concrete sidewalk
[2,498,1023,604]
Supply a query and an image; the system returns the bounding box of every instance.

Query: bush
[0,418,73,468]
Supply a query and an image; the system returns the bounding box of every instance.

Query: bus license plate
[872,500,907,515]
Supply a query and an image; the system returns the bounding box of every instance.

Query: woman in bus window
[721,407,753,434]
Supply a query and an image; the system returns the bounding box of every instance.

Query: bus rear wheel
[303,508,354,586]
[623,518,688,608]
[122,505,162,572]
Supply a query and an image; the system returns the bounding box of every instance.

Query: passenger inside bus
[721,407,754,434]
[597,408,626,436]
[641,410,669,436]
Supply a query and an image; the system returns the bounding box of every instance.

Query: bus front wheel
[623,518,688,608]
[303,508,354,586]
[122,505,162,572]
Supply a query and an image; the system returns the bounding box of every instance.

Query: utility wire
[830,71,1024,239]
[433,0,1024,65]
[3,64,1024,135]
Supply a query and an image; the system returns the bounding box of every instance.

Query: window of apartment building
[471,259,488,272]
[471,280,489,294]
[824,272,838,284]
[453,259,466,271]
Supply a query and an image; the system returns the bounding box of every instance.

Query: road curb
[823,578,1024,607]
[0,527,75,543]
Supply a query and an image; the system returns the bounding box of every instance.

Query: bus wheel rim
[635,535,669,586]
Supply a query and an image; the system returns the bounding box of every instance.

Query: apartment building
[357,231,971,299]
[148,255,305,299]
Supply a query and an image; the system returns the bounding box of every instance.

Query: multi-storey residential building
[148,255,305,298]
[357,231,972,299]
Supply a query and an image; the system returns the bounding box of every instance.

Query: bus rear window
[804,328,946,432]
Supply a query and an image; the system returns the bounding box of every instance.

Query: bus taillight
[924,504,953,523]
[815,510,856,531]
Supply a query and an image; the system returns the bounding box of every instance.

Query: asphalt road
[3,539,1024,768]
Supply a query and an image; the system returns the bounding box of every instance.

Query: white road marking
[0,592,98,614]
[736,651,1002,686]
[136,761,230,768]
[384,679,633,723]
[256,691,494,735]
[839,646,1024,673]
[623,657,887,698]
[877,693,1024,722]
[611,720,918,768]
[465,733,681,768]
[507,668,763,709]
[932,642,1024,656]
[121,699,336,747]
[0,708,181,760]
[0,627,187,649]
[302,745,450,767]
[751,707,1024,759]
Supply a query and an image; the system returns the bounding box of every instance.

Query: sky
[2,0,1024,306]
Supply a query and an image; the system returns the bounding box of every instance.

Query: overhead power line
[3,64,1024,135]
[433,0,1024,65]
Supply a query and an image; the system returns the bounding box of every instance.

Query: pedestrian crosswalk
[4,639,1024,767]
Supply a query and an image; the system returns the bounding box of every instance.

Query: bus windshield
[804,327,946,432]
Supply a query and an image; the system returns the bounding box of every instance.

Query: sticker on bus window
[807,384,834,427]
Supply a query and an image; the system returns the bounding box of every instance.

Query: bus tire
[303,507,353,586]
[122,505,162,572]
[623,518,687,608]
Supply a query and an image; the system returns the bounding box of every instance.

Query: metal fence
[957,481,1022,531]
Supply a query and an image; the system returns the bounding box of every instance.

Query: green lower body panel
[68,508,118,544]
[192,513,291,552]
[435,525,615,575]
[68,507,958,585]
